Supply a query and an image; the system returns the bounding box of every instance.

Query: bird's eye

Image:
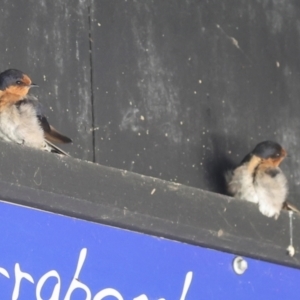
[16,81,22,85]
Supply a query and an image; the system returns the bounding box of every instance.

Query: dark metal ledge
[0,140,299,268]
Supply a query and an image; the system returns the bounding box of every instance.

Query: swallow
[225,141,288,219]
[0,69,72,155]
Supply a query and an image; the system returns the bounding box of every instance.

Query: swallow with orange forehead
[0,69,72,155]
[225,141,298,219]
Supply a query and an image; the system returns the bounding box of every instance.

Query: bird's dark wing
[26,95,72,144]
[38,115,72,155]
[39,117,72,144]
[24,95,72,155]
[46,125,72,144]
[37,114,51,133]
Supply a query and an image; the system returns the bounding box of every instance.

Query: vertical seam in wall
[88,4,96,163]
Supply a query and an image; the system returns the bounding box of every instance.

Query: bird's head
[252,140,286,167]
[0,69,38,97]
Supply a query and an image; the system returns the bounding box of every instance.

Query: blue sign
[0,200,299,299]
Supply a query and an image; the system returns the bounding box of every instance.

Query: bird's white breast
[0,102,45,149]
[226,163,287,218]
[254,168,287,218]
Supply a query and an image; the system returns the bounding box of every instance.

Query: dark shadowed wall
[2,0,300,206]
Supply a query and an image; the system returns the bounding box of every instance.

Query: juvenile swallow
[225,141,288,219]
[0,69,72,155]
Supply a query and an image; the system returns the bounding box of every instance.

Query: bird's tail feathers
[283,201,300,214]
[45,139,71,156]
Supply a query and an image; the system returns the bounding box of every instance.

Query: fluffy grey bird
[0,69,71,155]
[225,141,288,219]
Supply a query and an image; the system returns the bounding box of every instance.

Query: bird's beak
[29,83,39,88]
